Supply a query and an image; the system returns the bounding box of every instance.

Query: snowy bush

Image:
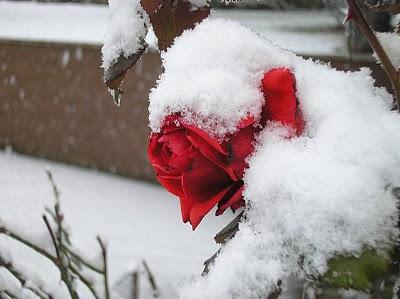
[148,18,400,298]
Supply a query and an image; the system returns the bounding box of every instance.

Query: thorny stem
[346,0,400,111]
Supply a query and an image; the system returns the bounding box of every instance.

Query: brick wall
[0,40,392,181]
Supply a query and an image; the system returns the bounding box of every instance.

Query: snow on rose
[148,18,400,298]
[148,68,304,229]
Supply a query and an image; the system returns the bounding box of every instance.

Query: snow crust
[376,32,400,70]
[149,19,400,298]
[101,0,148,72]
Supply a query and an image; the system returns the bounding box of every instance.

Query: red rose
[148,68,304,229]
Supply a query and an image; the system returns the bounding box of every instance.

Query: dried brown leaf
[141,0,210,51]
[104,44,147,106]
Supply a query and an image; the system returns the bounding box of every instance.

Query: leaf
[214,211,243,244]
[322,248,393,291]
[141,0,210,51]
[104,44,147,106]
[202,211,244,275]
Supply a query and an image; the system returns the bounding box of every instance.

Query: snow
[376,32,400,70]
[101,0,148,72]
[188,0,208,8]
[0,1,345,56]
[0,150,232,298]
[148,19,400,298]
[149,19,295,137]
[213,9,345,56]
[0,1,108,45]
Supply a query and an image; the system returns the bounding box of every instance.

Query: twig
[97,236,111,299]
[1,291,17,299]
[132,271,139,299]
[45,172,79,299]
[46,170,60,201]
[63,246,103,274]
[142,260,160,298]
[0,225,80,298]
[0,226,56,262]
[42,215,60,258]
[346,0,400,111]
[0,255,51,299]
[69,264,100,299]
[0,171,112,299]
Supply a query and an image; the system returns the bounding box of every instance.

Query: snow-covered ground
[0,1,346,56]
[0,149,233,298]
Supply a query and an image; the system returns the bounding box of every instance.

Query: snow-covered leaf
[102,0,149,105]
[322,249,393,291]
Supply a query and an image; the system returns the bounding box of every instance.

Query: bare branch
[97,236,111,299]
[0,171,112,299]
[69,264,100,299]
[42,215,60,258]
[142,260,160,298]
[0,254,51,299]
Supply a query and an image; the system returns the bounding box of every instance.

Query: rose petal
[160,129,191,156]
[261,68,298,129]
[148,133,174,176]
[186,130,237,180]
[189,185,232,230]
[216,183,244,216]
[181,151,233,203]
[228,125,257,178]
[184,123,227,155]
[157,175,184,198]
[237,115,256,129]
[295,107,305,136]
[230,199,245,211]
[179,196,195,223]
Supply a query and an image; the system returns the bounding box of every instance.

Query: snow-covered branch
[0,171,111,299]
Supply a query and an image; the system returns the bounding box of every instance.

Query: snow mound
[149,19,400,298]
[101,0,148,72]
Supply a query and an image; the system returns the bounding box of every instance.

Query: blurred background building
[0,0,395,182]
